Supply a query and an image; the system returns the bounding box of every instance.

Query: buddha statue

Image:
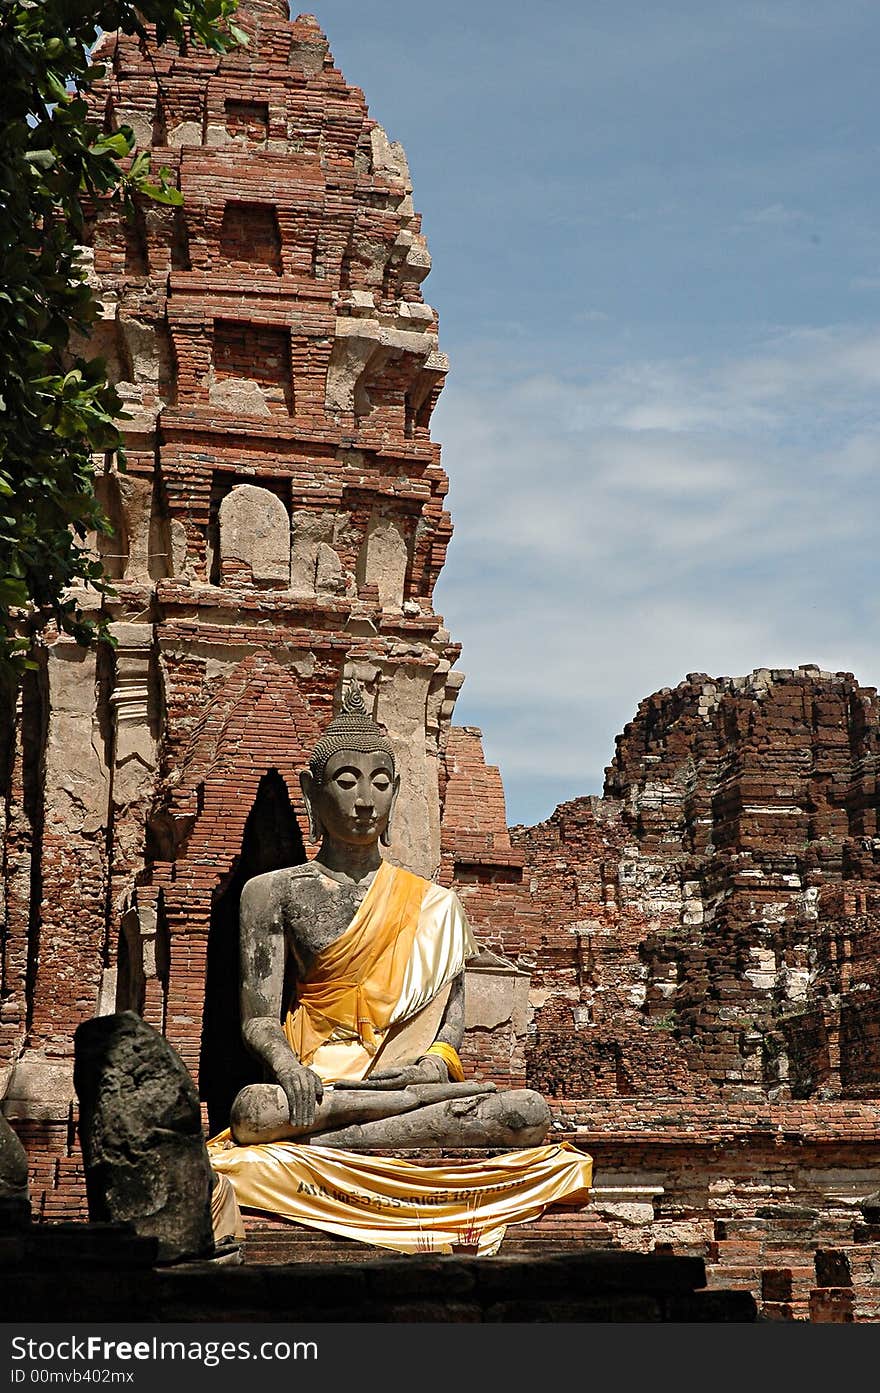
[228,683,550,1150]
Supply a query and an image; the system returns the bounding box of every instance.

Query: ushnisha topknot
[308,682,396,784]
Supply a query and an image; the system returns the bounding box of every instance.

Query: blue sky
[301,1,880,825]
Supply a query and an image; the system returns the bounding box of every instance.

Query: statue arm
[239,875,323,1128]
[346,969,466,1089]
[433,969,465,1052]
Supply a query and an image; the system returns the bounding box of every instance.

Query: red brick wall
[212,320,292,410]
[219,202,282,272]
[4,4,463,1215]
[440,668,880,1109]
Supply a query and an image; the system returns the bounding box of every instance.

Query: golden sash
[283,859,427,1069]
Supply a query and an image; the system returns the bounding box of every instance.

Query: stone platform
[0,1221,756,1322]
[242,1204,616,1266]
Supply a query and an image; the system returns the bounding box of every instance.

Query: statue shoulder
[240,863,318,912]
[418,877,464,909]
[277,861,327,902]
[417,878,477,956]
[419,878,471,924]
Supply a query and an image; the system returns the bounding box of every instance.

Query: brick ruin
[2,0,463,1199]
[440,666,880,1320]
[2,1,879,1322]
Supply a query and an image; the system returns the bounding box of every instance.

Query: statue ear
[379,771,401,848]
[299,768,322,843]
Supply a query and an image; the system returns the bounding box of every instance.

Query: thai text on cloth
[209,1140,593,1256]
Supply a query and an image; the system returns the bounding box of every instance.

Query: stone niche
[289,510,347,598]
[209,320,293,416]
[218,483,290,586]
[356,513,409,610]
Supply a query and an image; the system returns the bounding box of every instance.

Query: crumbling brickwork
[438,667,880,1110]
[1,2,464,1203]
[436,667,880,1318]
[505,666,880,1106]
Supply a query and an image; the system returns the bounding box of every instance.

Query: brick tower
[1,3,469,1204]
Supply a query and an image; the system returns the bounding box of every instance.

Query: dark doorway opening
[199,769,306,1134]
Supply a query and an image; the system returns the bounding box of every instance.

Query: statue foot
[308,1088,551,1150]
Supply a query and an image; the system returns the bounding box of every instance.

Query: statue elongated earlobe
[299,769,322,843]
[380,773,401,847]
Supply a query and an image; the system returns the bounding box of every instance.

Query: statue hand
[277,1064,323,1129]
[354,1054,449,1089]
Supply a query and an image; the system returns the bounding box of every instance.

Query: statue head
[300,683,400,848]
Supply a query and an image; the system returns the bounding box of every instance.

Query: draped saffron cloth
[282,858,477,1083]
[207,861,593,1254]
[208,1140,593,1257]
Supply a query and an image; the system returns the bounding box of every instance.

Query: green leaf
[45,70,69,103]
[128,150,151,179]
[92,131,134,158]
[0,577,28,606]
[137,181,184,206]
[25,150,56,170]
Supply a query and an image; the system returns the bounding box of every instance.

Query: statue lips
[340,813,381,843]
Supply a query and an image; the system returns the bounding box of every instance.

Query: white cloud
[572,308,611,324]
[434,323,880,823]
[743,203,805,225]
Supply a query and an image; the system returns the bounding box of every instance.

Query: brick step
[704,1265,761,1291]
[761,1301,799,1322]
[712,1239,849,1271]
[242,1213,618,1265]
[812,1244,880,1323]
[715,1216,856,1242]
[815,1244,880,1286]
[760,1265,816,1302]
[711,1239,765,1259]
[761,1299,810,1322]
[810,1288,855,1322]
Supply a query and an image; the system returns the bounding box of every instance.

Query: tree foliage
[0,0,245,676]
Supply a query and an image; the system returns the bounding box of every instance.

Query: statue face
[311,749,398,849]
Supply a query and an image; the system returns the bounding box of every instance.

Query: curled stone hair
[308,682,396,785]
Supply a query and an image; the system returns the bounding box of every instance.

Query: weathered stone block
[0,1111,29,1199]
[219,483,290,585]
[0,1112,30,1231]
[73,1011,214,1263]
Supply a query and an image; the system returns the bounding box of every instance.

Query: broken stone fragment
[860,1189,880,1226]
[0,1110,29,1198]
[74,1011,214,1263]
[0,1110,31,1231]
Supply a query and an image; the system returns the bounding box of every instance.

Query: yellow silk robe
[283,858,477,1082]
